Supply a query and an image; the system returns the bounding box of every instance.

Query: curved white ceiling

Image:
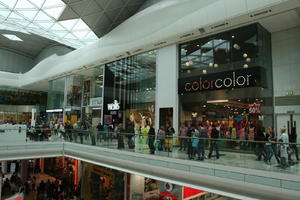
[0,0,298,90]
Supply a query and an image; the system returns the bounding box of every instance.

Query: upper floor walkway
[0,129,300,200]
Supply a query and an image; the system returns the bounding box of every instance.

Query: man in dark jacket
[148,125,155,154]
[208,124,220,159]
[289,127,299,161]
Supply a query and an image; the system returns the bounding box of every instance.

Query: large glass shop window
[103,51,156,132]
[178,23,273,139]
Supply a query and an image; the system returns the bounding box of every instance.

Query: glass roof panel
[0,10,11,18]
[28,0,44,8]
[8,12,24,20]
[43,6,64,19]
[50,23,65,31]
[73,30,89,39]
[2,34,23,41]
[0,0,17,8]
[43,0,64,8]
[15,0,35,9]
[59,19,78,31]
[72,19,89,31]
[0,0,99,48]
[17,10,38,20]
[36,21,54,30]
[35,10,52,21]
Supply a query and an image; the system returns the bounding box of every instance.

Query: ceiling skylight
[0,0,99,48]
[2,34,23,41]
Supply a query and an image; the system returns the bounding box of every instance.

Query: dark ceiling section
[0,30,70,58]
[60,0,146,38]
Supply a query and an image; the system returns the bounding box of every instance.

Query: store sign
[249,103,261,114]
[107,100,120,110]
[183,187,205,199]
[178,67,265,94]
[90,97,102,107]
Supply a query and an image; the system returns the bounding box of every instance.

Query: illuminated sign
[107,100,120,111]
[90,97,102,107]
[178,67,265,94]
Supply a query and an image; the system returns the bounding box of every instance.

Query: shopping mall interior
[0,0,300,199]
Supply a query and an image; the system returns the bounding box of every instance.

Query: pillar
[155,44,179,134]
[20,160,29,182]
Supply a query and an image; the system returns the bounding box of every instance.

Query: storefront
[81,162,124,200]
[47,66,104,127]
[178,23,273,139]
[103,51,156,132]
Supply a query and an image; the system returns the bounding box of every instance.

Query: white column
[155,44,179,134]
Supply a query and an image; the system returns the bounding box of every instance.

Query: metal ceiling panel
[82,0,102,15]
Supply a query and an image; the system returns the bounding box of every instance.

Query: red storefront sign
[249,103,261,114]
[183,187,205,199]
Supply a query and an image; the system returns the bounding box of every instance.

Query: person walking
[187,126,193,159]
[198,123,208,160]
[208,124,220,159]
[148,125,155,154]
[157,126,165,151]
[278,127,289,169]
[179,123,187,151]
[264,131,274,165]
[288,127,299,161]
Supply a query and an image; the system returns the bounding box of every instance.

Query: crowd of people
[22,118,299,170]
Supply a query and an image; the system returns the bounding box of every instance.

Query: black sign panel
[178,67,265,94]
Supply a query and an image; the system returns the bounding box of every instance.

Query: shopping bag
[154,140,161,149]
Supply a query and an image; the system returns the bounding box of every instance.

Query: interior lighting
[2,34,23,41]
[233,44,240,50]
[209,63,213,67]
[214,63,218,68]
[202,53,206,56]
[189,60,193,65]
[243,64,249,68]
[202,69,207,74]
[231,35,235,38]
[185,61,190,66]
[246,57,251,62]
[243,53,248,58]
[207,100,229,103]
[187,69,191,74]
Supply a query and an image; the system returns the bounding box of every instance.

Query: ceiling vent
[154,41,167,46]
[210,22,229,29]
[180,33,194,39]
[250,9,271,17]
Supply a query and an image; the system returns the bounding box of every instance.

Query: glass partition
[178,23,274,140]
[104,51,156,131]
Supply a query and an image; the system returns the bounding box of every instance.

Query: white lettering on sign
[107,100,120,110]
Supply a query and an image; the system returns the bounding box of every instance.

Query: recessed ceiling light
[202,69,207,74]
[2,34,23,41]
